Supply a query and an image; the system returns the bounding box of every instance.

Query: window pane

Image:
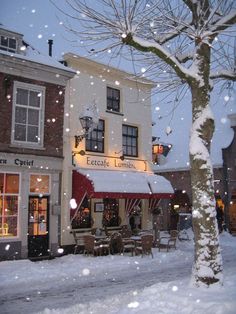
[15,107,27,124]
[1,36,8,47]
[30,175,50,194]
[16,88,28,106]
[86,119,104,153]
[9,38,16,49]
[29,91,40,108]
[28,109,39,126]
[4,196,18,215]
[5,174,19,193]
[15,124,26,141]
[107,87,120,112]
[27,126,39,142]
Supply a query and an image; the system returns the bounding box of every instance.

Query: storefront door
[28,196,49,258]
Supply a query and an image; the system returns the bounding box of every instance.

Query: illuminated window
[71,197,92,229]
[0,173,19,237]
[30,174,50,194]
[103,199,119,227]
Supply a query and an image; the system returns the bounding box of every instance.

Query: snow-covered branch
[122,33,195,83]
[210,9,236,36]
[210,69,236,81]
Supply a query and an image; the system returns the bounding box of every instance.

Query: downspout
[222,148,230,231]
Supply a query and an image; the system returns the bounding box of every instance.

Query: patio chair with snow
[135,234,154,258]
[83,234,102,256]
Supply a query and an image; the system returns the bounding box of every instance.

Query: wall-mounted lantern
[152,141,172,164]
[74,103,99,148]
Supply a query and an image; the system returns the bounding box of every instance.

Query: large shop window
[0,173,19,237]
[107,86,120,112]
[102,199,119,227]
[12,81,45,147]
[122,124,138,157]
[86,119,105,153]
[71,197,92,229]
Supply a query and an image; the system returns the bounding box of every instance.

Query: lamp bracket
[74,134,86,148]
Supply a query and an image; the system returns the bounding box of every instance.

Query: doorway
[28,196,49,258]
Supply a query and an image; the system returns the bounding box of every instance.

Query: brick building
[0,25,75,260]
[153,113,236,233]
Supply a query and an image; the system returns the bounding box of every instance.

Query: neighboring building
[61,53,174,249]
[153,114,236,233]
[0,25,75,260]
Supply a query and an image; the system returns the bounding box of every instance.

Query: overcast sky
[0,0,84,60]
[1,0,235,170]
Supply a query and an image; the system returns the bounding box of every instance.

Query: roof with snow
[0,24,75,75]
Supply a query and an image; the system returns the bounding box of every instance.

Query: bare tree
[54,0,236,286]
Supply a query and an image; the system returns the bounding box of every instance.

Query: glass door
[28,196,49,258]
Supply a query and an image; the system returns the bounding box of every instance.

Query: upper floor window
[107,87,120,112]
[122,124,138,157]
[0,35,17,53]
[86,119,105,153]
[12,81,45,147]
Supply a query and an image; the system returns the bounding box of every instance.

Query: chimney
[48,39,53,57]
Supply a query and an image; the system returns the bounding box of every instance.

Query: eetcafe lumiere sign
[74,154,148,172]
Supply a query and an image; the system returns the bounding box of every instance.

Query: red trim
[72,170,173,201]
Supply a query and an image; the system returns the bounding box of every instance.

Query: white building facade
[61,54,173,248]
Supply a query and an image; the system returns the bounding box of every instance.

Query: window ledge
[9,144,46,151]
[106,110,124,116]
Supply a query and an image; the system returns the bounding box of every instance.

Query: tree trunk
[189,80,223,286]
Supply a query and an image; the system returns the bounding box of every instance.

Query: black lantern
[74,115,95,148]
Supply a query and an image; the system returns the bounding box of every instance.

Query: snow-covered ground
[0,231,236,314]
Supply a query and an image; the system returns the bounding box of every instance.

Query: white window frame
[0,35,17,53]
[12,81,45,148]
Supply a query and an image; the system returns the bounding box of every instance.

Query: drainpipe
[222,148,230,231]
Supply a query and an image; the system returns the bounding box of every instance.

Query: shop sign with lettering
[74,155,148,172]
[0,154,62,170]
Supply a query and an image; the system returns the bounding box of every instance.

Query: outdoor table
[130,236,141,245]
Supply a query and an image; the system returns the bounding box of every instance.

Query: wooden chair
[72,231,85,254]
[135,234,153,258]
[122,238,135,256]
[158,230,178,252]
[110,232,123,254]
[83,235,102,256]
[99,237,111,255]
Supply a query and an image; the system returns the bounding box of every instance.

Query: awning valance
[72,169,174,200]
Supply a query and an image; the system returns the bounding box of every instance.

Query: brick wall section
[0,72,65,158]
[159,168,224,205]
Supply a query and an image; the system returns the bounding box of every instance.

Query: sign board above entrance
[73,154,148,172]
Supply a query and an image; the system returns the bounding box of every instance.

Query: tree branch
[210,70,236,81]
[210,9,236,35]
[122,33,194,83]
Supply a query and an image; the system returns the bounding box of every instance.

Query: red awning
[72,169,173,201]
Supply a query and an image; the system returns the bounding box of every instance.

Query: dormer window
[0,35,17,53]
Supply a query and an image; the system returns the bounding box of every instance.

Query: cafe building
[61,54,174,249]
[0,25,75,260]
